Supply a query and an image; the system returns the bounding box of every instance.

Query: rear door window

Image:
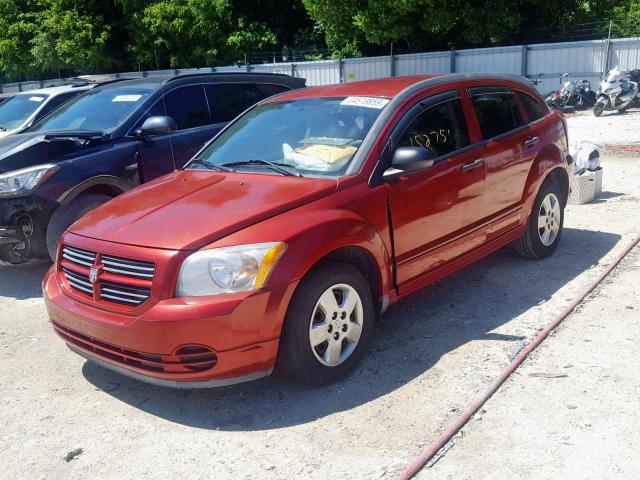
[469,90,524,139]
[159,85,211,130]
[397,98,470,158]
[205,84,267,123]
[517,91,548,122]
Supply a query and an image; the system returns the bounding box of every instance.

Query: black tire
[593,100,606,117]
[46,194,111,261]
[275,262,374,384]
[513,180,565,259]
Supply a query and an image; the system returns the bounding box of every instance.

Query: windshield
[0,94,48,130]
[190,96,387,177]
[606,70,621,83]
[30,87,153,133]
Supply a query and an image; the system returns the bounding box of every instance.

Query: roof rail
[162,71,292,84]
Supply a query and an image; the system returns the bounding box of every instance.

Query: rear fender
[520,144,569,223]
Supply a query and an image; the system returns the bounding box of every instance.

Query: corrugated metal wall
[1,37,639,93]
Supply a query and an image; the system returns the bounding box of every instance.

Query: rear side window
[33,91,81,122]
[160,85,211,130]
[470,92,524,139]
[518,91,548,122]
[397,99,470,158]
[205,84,266,123]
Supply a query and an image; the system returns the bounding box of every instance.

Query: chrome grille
[101,255,155,280]
[62,268,93,296]
[59,244,155,308]
[100,280,151,306]
[61,245,96,267]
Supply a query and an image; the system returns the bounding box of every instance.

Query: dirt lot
[1,112,639,479]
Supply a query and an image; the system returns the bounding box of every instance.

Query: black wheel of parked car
[513,179,565,259]
[46,194,111,261]
[275,262,374,384]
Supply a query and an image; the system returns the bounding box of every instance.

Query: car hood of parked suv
[0,130,104,173]
[68,170,338,251]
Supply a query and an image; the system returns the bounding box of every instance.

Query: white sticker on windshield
[28,96,45,102]
[340,96,389,109]
[112,94,142,102]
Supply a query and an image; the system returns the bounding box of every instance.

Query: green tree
[30,0,112,74]
[613,1,640,35]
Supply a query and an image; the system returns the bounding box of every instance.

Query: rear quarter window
[470,91,524,139]
[517,91,549,122]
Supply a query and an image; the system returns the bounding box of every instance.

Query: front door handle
[524,136,540,147]
[460,159,484,172]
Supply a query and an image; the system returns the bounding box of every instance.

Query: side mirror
[134,116,177,137]
[382,146,436,180]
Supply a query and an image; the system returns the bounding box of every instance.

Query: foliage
[0,0,638,81]
[613,1,640,35]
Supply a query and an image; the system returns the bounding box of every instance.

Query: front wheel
[275,262,374,384]
[593,99,607,117]
[513,180,565,259]
[46,194,111,261]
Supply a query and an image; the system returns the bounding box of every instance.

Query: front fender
[206,206,393,297]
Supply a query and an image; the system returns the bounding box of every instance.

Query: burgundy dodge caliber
[44,74,571,387]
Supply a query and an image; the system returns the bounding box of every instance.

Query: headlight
[176,242,287,297]
[0,164,59,198]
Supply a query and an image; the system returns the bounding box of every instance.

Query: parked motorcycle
[593,68,640,117]
[545,73,596,111]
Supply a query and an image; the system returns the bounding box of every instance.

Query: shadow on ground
[79,227,620,430]
[0,259,51,300]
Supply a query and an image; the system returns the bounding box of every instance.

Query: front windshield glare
[31,88,153,133]
[0,94,48,130]
[192,96,388,177]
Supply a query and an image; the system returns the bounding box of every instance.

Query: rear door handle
[524,136,540,147]
[460,159,484,172]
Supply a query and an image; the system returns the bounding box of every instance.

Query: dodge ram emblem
[89,266,100,284]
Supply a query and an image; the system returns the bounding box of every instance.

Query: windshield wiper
[221,159,301,177]
[190,157,234,172]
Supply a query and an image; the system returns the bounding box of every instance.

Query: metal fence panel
[1,36,638,93]
[293,60,340,86]
[610,37,640,72]
[395,51,451,75]
[456,45,522,74]
[343,55,391,81]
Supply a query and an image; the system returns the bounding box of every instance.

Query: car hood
[69,170,338,250]
[0,130,104,173]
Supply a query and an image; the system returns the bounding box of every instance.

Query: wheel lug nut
[342,324,348,332]
[332,312,337,320]
[334,332,340,340]
[328,325,333,333]
[340,312,347,319]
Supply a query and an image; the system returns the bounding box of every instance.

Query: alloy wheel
[308,283,364,367]
[537,192,561,246]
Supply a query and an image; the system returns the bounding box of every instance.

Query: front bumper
[0,194,56,259]
[44,265,299,388]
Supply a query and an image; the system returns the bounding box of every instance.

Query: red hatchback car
[44,74,570,387]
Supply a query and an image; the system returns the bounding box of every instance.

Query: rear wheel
[46,194,111,261]
[513,180,565,259]
[275,262,374,384]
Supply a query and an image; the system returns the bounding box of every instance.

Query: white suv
[0,84,94,138]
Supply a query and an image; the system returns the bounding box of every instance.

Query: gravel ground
[1,120,639,479]
[423,247,640,480]
[565,107,640,146]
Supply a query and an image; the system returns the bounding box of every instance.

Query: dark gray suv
[0,73,305,263]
